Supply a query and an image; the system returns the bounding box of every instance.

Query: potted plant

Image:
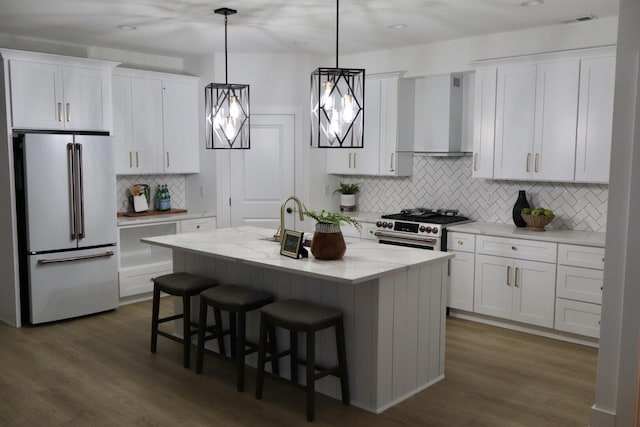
[333,182,360,212]
[300,209,361,260]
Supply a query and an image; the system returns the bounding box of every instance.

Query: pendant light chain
[336,0,339,68]
[224,14,229,84]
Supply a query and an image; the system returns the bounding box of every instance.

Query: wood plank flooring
[0,299,597,426]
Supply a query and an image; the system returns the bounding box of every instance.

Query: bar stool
[255,299,350,422]
[196,285,278,392]
[150,272,217,368]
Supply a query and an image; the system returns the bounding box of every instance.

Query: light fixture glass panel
[205,82,250,149]
[310,67,365,148]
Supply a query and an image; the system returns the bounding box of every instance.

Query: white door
[162,79,200,174]
[472,67,497,178]
[473,254,512,320]
[511,259,556,328]
[62,66,112,132]
[112,75,134,174]
[449,251,475,311]
[131,77,164,174]
[228,114,295,228]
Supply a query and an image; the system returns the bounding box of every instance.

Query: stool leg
[214,308,226,356]
[182,294,191,368]
[255,313,269,400]
[229,312,237,359]
[268,325,279,376]
[196,298,208,374]
[306,331,316,422]
[290,330,298,385]
[150,284,160,353]
[236,311,247,392]
[335,318,350,405]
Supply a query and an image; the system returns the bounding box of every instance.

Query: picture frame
[280,229,305,259]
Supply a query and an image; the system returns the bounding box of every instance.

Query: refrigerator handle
[37,251,115,265]
[67,143,78,240]
[77,143,86,239]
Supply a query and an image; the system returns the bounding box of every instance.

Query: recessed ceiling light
[520,0,544,6]
[117,25,137,31]
[388,24,408,30]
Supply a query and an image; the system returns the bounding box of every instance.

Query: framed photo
[280,229,304,259]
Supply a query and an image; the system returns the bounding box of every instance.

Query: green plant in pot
[300,209,361,260]
[333,182,360,212]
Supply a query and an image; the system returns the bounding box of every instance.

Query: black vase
[512,190,530,227]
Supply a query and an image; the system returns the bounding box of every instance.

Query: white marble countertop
[141,226,453,284]
[117,212,216,227]
[447,222,606,247]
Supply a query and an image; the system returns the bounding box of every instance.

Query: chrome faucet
[274,195,305,242]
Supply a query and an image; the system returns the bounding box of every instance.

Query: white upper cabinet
[326,72,413,176]
[112,68,199,175]
[2,49,116,132]
[494,60,579,181]
[472,67,496,178]
[575,55,616,183]
[473,46,616,183]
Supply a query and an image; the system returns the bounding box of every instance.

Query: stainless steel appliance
[14,132,118,324]
[375,208,471,250]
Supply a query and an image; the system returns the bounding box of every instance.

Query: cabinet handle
[511,246,517,251]
[136,151,139,167]
[353,152,357,169]
[457,240,463,245]
[129,151,132,168]
[166,152,170,168]
[447,259,451,277]
[66,103,71,122]
[514,267,519,288]
[534,153,539,173]
[602,257,605,262]
[473,153,478,171]
[390,152,394,170]
[506,266,511,286]
[348,153,352,168]
[57,102,63,121]
[197,225,201,229]
[526,153,531,172]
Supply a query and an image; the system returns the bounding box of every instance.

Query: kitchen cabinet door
[112,75,134,174]
[62,66,112,132]
[532,60,580,181]
[9,60,65,130]
[472,67,497,178]
[449,251,474,311]
[575,55,616,183]
[474,254,512,320]
[131,77,164,174]
[162,79,199,173]
[511,259,556,328]
[378,75,413,176]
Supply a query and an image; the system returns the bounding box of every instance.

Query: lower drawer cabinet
[119,262,173,297]
[555,298,601,338]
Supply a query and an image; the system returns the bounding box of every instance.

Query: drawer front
[181,217,217,233]
[558,244,605,269]
[361,223,377,241]
[554,298,601,338]
[556,265,603,304]
[447,232,476,253]
[119,262,173,297]
[475,235,557,263]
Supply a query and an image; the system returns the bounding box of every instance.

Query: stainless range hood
[412,73,473,156]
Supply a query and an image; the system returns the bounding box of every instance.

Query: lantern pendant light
[205,7,250,149]
[311,0,365,148]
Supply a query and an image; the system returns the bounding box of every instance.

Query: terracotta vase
[310,223,346,260]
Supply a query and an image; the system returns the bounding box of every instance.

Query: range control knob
[432,227,439,234]
[425,226,432,233]
[419,226,427,232]
[376,221,383,228]
[385,222,393,229]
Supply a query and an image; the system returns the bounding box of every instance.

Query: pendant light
[205,7,250,149]
[311,0,365,148]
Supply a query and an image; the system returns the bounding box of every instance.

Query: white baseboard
[589,405,616,427]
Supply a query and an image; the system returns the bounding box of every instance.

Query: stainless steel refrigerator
[14,132,118,324]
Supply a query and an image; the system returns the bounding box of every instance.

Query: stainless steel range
[375,208,471,250]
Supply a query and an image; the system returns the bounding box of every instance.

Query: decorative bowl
[521,214,554,231]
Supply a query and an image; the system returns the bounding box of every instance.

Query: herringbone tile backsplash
[341,156,608,232]
[116,175,186,213]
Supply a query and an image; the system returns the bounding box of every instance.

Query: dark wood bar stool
[196,284,278,392]
[150,272,217,368]
[255,299,350,422]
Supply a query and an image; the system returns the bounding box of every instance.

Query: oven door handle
[374,231,438,245]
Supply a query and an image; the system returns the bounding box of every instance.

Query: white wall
[591,1,640,425]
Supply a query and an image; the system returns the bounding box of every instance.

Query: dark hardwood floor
[0,298,597,426]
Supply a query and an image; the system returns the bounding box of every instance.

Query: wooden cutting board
[117,209,188,217]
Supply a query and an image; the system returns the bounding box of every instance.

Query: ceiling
[0,0,619,58]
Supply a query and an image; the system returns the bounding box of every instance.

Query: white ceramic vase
[340,193,356,212]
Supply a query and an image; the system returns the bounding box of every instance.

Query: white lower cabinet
[447,232,475,311]
[474,235,557,328]
[554,299,601,338]
[180,217,217,233]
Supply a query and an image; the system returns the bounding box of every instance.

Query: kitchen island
[141,226,454,413]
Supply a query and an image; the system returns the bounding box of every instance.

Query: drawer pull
[457,240,463,245]
[511,246,517,251]
[514,267,519,288]
[197,225,201,229]
[602,257,605,262]
[526,153,531,172]
[506,266,511,286]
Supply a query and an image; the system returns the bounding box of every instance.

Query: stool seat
[154,272,216,295]
[260,299,341,329]
[201,285,274,310]
[150,272,217,368]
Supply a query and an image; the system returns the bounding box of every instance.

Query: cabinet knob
[197,225,201,229]
[602,257,605,262]
[511,246,517,251]
[457,240,463,245]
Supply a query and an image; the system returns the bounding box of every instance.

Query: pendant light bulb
[341,93,355,123]
[321,81,335,110]
[229,95,241,119]
[224,117,237,140]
